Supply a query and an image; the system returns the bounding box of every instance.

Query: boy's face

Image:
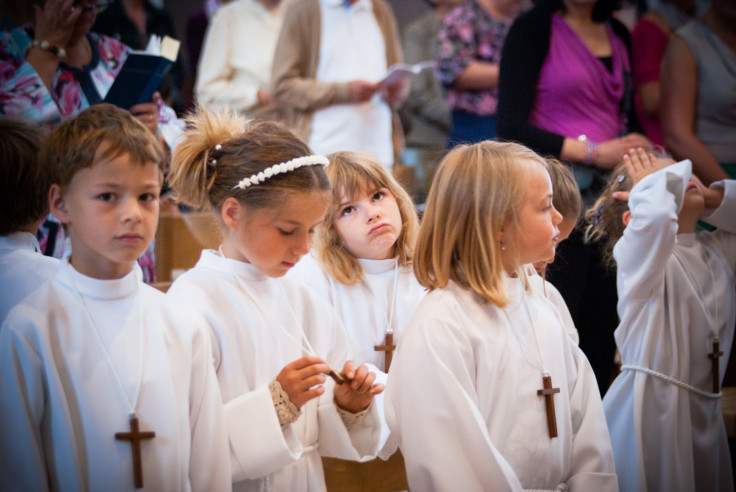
[50,152,161,280]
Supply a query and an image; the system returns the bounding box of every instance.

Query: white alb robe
[167,250,382,492]
[0,231,59,322]
[0,260,231,492]
[602,160,736,492]
[385,275,618,492]
[289,253,427,371]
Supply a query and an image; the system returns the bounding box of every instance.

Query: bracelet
[577,135,599,166]
[28,40,67,62]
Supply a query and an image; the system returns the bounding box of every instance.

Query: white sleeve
[195,9,259,112]
[187,323,232,492]
[613,160,691,300]
[385,316,523,492]
[565,343,619,491]
[0,316,53,491]
[700,179,736,272]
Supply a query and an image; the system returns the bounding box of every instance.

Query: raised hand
[623,147,673,186]
[276,355,331,410]
[333,360,384,414]
[33,0,81,48]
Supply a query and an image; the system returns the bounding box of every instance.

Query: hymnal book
[104,35,180,109]
[378,60,436,86]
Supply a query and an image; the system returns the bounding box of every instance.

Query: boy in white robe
[0,118,59,322]
[590,149,735,491]
[385,141,618,491]
[166,109,384,492]
[0,105,231,492]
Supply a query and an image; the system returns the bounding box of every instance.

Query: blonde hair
[584,163,631,268]
[41,104,164,189]
[168,106,330,214]
[313,151,419,285]
[415,140,546,307]
[545,159,582,225]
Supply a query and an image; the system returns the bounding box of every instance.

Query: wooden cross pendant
[537,374,560,438]
[374,332,397,372]
[115,415,156,488]
[710,340,724,394]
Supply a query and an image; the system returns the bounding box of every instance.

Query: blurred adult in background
[661,0,736,183]
[0,0,177,282]
[272,0,406,172]
[401,0,463,202]
[195,0,285,120]
[183,0,233,110]
[93,0,187,115]
[631,0,695,146]
[497,0,651,395]
[436,0,522,146]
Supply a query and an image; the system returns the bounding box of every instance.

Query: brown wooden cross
[710,340,724,394]
[374,332,397,372]
[115,415,155,488]
[537,374,560,438]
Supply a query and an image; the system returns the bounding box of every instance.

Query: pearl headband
[232,155,330,190]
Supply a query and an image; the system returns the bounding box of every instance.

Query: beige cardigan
[271,0,405,163]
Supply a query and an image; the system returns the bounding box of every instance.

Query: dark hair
[169,106,330,213]
[41,103,165,188]
[537,0,622,22]
[584,163,631,268]
[0,118,49,235]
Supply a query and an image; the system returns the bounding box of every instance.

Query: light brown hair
[41,103,164,189]
[0,118,49,236]
[545,158,582,225]
[415,140,546,307]
[584,163,631,268]
[313,151,419,285]
[168,105,330,215]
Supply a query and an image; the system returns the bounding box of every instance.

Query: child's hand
[333,361,384,414]
[694,174,726,209]
[623,148,674,186]
[276,356,331,409]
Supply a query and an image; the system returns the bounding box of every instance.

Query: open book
[104,35,180,109]
[378,60,436,86]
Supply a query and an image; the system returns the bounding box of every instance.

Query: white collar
[324,0,372,12]
[359,256,398,275]
[0,231,42,253]
[59,259,139,300]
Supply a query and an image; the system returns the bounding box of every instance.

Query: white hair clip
[232,155,330,190]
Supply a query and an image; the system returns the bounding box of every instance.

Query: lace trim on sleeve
[269,380,301,427]
[336,401,372,431]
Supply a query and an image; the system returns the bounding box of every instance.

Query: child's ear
[221,197,241,229]
[622,210,632,227]
[48,184,70,224]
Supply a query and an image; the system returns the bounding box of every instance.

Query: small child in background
[166,107,384,491]
[287,150,424,488]
[529,158,582,344]
[0,104,230,491]
[0,118,59,322]
[385,140,617,491]
[595,148,735,491]
[291,150,424,374]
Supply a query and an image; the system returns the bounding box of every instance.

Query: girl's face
[222,191,327,277]
[508,162,562,273]
[334,186,403,260]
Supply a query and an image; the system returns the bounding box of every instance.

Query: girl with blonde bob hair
[385,140,617,491]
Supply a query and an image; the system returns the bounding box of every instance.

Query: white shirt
[0,260,230,491]
[385,275,618,491]
[0,231,59,323]
[167,250,382,492]
[196,0,285,112]
[310,0,393,168]
[527,268,580,345]
[603,161,736,492]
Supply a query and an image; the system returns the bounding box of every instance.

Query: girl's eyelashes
[372,191,385,201]
[278,228,296,236]
[340,205,355,216]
